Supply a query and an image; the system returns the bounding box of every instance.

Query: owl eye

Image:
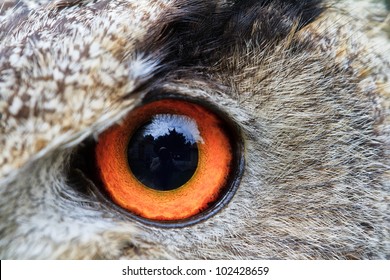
[94,99,243,224]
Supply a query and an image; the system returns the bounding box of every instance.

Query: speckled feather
[0,0,389,259]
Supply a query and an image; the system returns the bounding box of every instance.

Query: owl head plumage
[0,0,389,259]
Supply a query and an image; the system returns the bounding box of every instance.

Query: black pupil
[127,114,200,191]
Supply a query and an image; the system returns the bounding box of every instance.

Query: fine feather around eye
[94,99,244,223]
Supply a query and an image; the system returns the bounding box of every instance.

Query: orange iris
[95,99,233,221]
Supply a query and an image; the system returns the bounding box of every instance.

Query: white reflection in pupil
[143,114,204,145]
[127,114,200,191]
